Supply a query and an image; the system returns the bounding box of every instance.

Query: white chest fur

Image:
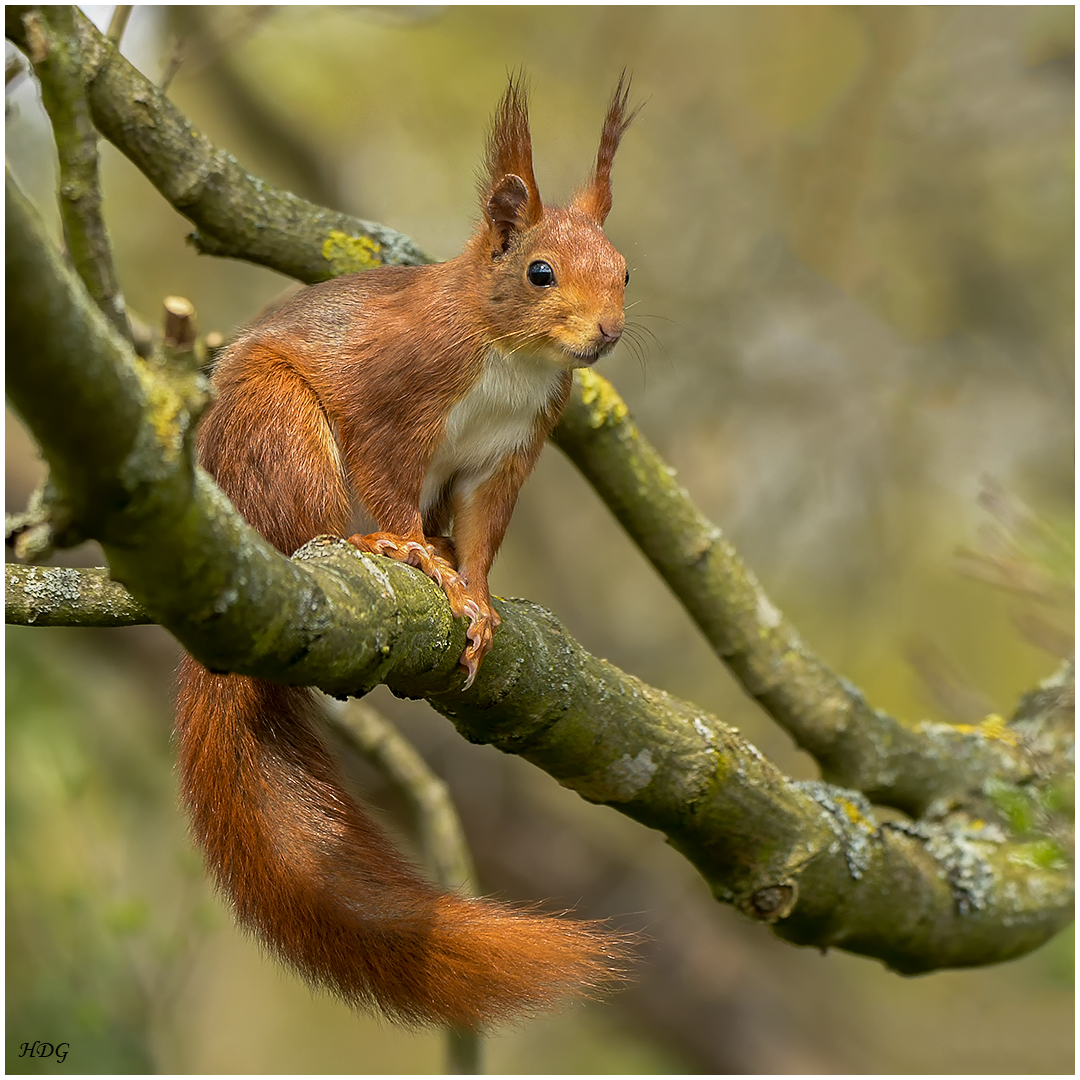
[420,345,563,513]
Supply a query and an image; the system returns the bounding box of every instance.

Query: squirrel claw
[459,605,496,686]
[460,656,479,690]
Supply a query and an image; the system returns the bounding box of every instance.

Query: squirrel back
[176,74,637,1026]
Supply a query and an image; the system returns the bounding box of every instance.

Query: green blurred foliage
[5,4,1072,1072]
[6,626,212,1073]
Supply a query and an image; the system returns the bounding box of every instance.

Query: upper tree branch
[6,6,432,281]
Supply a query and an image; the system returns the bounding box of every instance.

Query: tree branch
[6,5,433,282]
[22,6,131,341]
[6,170,1072,973]
[552,373,1034,819]
[105,5,132,46]
[5,564,150,626]
[330,698,479,896]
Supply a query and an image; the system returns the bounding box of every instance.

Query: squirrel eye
[625,270,630,286]
[527,260,556,287]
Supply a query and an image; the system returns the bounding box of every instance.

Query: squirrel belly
[175,74,638,1025]
[420,344,570,519]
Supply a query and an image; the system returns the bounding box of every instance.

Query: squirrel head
[467,74,640,369]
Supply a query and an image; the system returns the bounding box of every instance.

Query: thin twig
[25,6,132,342]
[167,6,276,79]
[159,33,184,93]
[167,6,340,206]
[106,4,132,45]
[329,699,483,1073]
[331,699,479,895]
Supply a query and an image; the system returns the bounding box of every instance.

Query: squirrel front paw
[347,531,456,584]
[347,532,496,687]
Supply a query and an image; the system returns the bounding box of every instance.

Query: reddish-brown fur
[176,75,636,1026]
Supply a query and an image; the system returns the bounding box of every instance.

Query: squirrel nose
[598,320,622,345]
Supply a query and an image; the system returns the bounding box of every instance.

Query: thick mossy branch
[5,558,1074,973]
[553,370,1033,818]
[7,170,1071,971]
[6,6,432,282]
[7,167,169,543]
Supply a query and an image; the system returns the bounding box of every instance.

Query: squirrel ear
[487,174,531,254]
[573,71,640,225]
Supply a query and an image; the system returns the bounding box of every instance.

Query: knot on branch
[742,882,798,922]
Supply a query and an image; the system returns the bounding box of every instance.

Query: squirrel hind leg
[347,532,495,684]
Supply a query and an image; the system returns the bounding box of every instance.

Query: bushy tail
[175,655,628,1027]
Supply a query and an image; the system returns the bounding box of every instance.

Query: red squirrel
[175,75,637,1027]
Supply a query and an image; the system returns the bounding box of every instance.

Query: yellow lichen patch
[711,750,731,782]
[134,362,185,463]
[954,713,1019,747]
[321,230,383,273]
[837,797,867,825]
[577,368,629,429]
[978,713,1019,745]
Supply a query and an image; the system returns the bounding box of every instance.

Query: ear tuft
[573,70,642,225]
[480,73,543,247]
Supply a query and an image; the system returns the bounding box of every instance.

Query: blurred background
[6,5,1073,1073]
